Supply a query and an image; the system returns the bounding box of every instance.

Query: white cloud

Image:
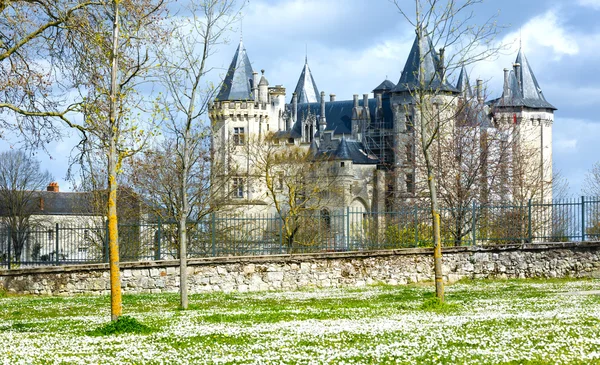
[578,0,600,10]
[470,9,581,97]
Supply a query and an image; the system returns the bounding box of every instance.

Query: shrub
[88,315,152,336]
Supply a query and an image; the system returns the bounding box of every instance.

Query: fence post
[280,215,284,254]
[582,196,586,241]
[156,216,161,261]
[412,206,418,247]
[55,223,60,266]
[527,199,532,243]
[7,225,11,270]
[211,213,216,257]
[346,207,350,250]
[471,201,477,246]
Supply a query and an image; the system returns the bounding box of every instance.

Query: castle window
[48,229,54,241]
[233,127,245,145]
[232,178,245,198]
[340,162,345,168]
[288,138,294,144]
[276,172,284,191]
[405,144,414,164]
[406,173,414,193]
[405,115,414,132]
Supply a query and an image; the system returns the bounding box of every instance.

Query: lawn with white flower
[1,278,600,364]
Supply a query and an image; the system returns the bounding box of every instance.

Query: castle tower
[210,41,282,214]
[490,49,556,202]
[389,29,458,201]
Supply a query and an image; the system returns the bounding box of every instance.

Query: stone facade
[1,242,599,295]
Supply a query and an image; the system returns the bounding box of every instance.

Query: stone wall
[1,242,599,295]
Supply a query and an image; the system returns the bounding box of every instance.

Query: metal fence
[1,197,600,269]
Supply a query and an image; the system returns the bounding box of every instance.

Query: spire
[292,58,321,104]
[392,29,457,93]
[497,49,556,110]
[216,40,254,101]
[456,65,473,99]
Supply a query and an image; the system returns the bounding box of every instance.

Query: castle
[209,31,555,218]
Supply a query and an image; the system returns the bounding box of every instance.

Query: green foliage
[586,221,600,240]
[420,296,462,313]
[483,210,528,244]
[88,315,152,336]
[384,223,451,248]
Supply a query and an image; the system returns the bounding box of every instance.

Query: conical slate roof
[216,41,254,101]
[494,50,556,110]
[293,58,320,104]
[373,79,396,94]
[456,66,473,99]
[392,31,457,93]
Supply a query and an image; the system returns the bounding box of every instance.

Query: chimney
[438,48,446,81]
[503,68,510,98]
[376,93,382,109]
[353,94,359,108]
[47,182,59,192]
[363,93,370,119]
[319,91,326,132]
[292,92,298,124]
[252,71,259,102]
[329,94,336,102]
[476,79,483,104]
[513,63,521,91]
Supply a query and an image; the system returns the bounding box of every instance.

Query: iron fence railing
[1,197,599,269]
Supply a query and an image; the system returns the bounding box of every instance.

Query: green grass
[1,278,600,364]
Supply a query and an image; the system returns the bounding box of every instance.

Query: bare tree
[0,150,52,263]
[139,0,242,309]
[393,0,503,301]
[246,135,342,248]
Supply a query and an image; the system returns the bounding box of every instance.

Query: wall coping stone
[1,241,599,277]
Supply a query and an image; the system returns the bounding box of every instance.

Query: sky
[1,0,598,196]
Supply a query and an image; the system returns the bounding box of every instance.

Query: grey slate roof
[456,66,473,99]
[392,32,457,93]
[292,58,320,104]
[0,191,96,216]
[491,50,556,110]
[373,79,396,93]
[318,137,378,165]
[216,41,254,101]
[295,97,393,136]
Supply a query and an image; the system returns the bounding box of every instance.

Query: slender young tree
[150,0,242,309]
[393,0,503,301]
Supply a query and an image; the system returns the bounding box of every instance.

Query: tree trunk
[108,0,122,321]
[179,130,189,310]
